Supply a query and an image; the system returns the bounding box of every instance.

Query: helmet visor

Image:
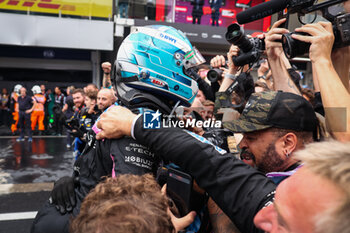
[183,47,206,69]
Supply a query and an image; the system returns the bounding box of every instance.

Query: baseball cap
[223,91,318,133]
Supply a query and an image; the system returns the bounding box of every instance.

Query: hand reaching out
[257,59,269,76]
[265,18,289,61]
[210,55,226,68]
[101,62,111,74]
[161,185,196,232]
[292,21,334,63]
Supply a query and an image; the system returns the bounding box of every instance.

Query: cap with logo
[223,91,318,133]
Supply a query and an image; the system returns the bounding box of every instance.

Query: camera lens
[233,51,259,66]
[207,68,223,83]
[282,32,311,59]
[226,24,243,43]
[226,23,253,53]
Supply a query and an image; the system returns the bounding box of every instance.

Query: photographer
[212,45,254,117]
[264,18,302,95]
[191,68,216,102]
[256,59,273,90]
[292,21,350,141]
[331,1,350,93]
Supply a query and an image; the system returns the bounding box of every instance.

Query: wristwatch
[224,73,236,80]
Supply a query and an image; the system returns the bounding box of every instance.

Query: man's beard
[257,142,285,174]
[76,103,83,109]
[240,148,256,166]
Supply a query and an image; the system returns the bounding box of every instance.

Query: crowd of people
[18,4,350,233]
[1,84,57,140]
[115,0,224,26]
[0,74,116,154]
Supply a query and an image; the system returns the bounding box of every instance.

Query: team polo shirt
[18,95,33,112]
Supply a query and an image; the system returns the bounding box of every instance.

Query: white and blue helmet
[115,25,205,107]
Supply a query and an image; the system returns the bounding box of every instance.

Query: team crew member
[70,89,85,158]
[81,90,100,133]
[31,85,46,134]
[53,86,65,136]
[97,88,116,111]
[17,87,36,142]
[10,84,22,134]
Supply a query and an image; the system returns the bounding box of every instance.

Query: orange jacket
[33,94,46,112]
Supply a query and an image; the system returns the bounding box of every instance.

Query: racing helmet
[31,85,41,94]
[14,84,22,94]
[115,25,205,107]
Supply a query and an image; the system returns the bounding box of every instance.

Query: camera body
[288,0,315,14]
[334,13,350,48]
[235,0,349,58]
[282,13,350,58]
[225,23,265,66]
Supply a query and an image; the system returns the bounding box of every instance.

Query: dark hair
[71,88,85,96]
[235,72,255,101]
[85,90,98,101]
[268,127,314,145]
[301,88,315,107]
[86,83,98,90]
[55,86,62,92]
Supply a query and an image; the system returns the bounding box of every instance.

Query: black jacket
[74,135,161,205]
[133,116,276,233]
[31,111,161,233]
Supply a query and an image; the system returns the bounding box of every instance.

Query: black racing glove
[50,176,79,214]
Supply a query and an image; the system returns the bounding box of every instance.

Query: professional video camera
[225,23,265,66]
[236,0,350,58]
[282,6,350,58]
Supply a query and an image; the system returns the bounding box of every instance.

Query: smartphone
[166,167,193,217]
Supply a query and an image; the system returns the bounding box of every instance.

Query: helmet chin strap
[163,100,181,125]
[169,100,181,117]
[116,83,173,115]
